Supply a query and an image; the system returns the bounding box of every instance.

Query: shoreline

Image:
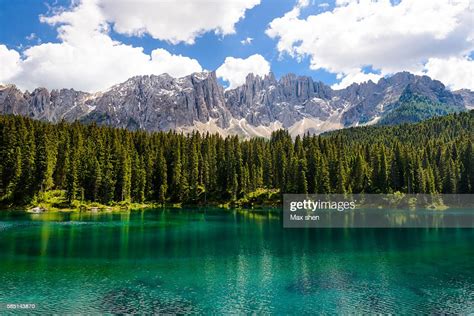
[1,204,281,214]
[0,189,281,213]
[0,200,281,214]
[1,191,464,214]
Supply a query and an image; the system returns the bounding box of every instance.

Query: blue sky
[0,0,338,86]
[0,0,472,92]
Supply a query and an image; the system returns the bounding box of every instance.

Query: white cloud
[335,0,357,5]
[424,56,474,90]
[0,45,21,84]
[0,0,202,92]
[99,0,261,44]
[241,37,254,45]
[331,69,382,90]
[216,54,270,89]
[267,0,474,89]
[149,49,203,79]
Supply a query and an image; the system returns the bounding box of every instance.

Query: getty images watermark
[283,194,474,228]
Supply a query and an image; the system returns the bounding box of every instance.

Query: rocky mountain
[454,89,474,110]
[83,72,231,131]
[0,71,470,137]
[0,85,93,122]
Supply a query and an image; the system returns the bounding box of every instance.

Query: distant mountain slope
[378,86,463,125]
[0,71,471,137]
[324,110,473,145]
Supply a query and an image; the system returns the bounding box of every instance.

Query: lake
[0,208,473,314]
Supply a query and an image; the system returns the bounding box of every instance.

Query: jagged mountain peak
[0,71,471,137]
[190,71,216,81]
[242,72,276,87]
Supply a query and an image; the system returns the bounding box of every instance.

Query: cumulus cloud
[266,0,474,89]
[424,57,474,91]
[0,0,202,92]
[99,0,260,44]
[216,54,270,89]
[331,69,382,90]
[0,45,21,83]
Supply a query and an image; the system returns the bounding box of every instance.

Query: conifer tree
[154,150,168,204]
[317,156,331,193]
[459,142,473,193]
[188,141,200,201]
[66,149,78,203]
[296,158,308,194]
[100,150,116,204]
[0,111,472,205]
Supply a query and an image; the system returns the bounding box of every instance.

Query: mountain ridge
[0,71,471,137]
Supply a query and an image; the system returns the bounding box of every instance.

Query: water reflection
[285,208,474,228]
[0,209,473,313]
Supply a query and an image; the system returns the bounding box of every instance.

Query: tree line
[0,111,472,206]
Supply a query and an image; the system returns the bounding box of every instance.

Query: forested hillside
[0,111,472,206]
[378,93,462,125]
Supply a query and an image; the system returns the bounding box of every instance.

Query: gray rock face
[454,89,474,109]
[82,72,231,131]
[224,73,336,128]
[0,71,471,137]
[339,72,465,125]
[0,84,92,122]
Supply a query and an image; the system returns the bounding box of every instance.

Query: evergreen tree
[170,141,183,202]
[188,140,200,202]
[0,111,472,205]
[296,158,308,194]
[100,150,116,204]
[317,156,331,193]
[154,150,168,204]
[66,149,78,203]
[459,142,473,193]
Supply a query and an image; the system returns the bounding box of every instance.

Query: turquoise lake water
[0,208,473,314]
